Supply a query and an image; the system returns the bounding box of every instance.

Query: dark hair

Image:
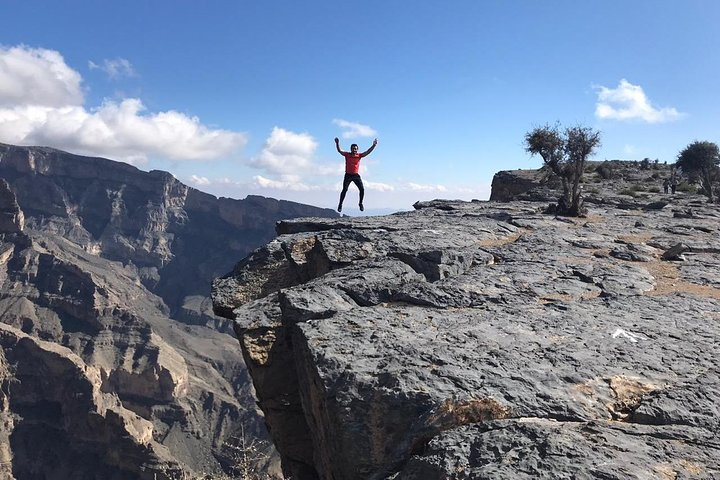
[351,144,358,149]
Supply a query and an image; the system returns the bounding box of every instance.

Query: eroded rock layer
[0,143,338,478]
[214,180,720,479]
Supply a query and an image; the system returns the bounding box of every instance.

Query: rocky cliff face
[0,322,176,479]
[213,163,720,479]
[0,143,338,478]
[0,143,338,319]
[0,179,23,234]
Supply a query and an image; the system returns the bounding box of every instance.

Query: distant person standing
[663,178,670,194]
[335,137,378,212]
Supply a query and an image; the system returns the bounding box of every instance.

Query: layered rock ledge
[213,186,720,479]
[0,143,340,476]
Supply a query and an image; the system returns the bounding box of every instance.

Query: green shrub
[596,161,614,179]
[676,181,697,193]
[626,184,647,193]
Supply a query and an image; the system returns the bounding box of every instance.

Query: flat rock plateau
[213,161,720,479]
[0,143,337,479]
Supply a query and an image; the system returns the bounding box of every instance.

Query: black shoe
[338,204,342,212]
[359,203,364,212]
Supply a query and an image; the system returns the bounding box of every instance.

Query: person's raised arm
[361,138,378,157]
[334,137,345,154]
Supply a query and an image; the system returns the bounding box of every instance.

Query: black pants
[339,173,364,205]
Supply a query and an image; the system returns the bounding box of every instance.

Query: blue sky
[0,1,718,213]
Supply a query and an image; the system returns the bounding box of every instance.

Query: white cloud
[0,45,83,107]
[190,175,211,186]
[0,45,246,164]
[250,127,318,175]
[333,118,377,139]
[594,79,682,123]
[363,180,395,192]
[406,183,448,193]
[249,126,343,178]
[88,57,137,79]
[253,175,318,191]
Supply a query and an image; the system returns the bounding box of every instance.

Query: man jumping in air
[335,137,378,212]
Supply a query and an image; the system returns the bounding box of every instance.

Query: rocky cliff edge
[213,167,720,479]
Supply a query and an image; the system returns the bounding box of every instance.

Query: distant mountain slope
[0,143,338,478]
[0,142,338,320]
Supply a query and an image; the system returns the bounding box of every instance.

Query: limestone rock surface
[0,179,23,234]
[0,322,176,479]
[214,170,720,479]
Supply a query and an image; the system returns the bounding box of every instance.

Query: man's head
[351,144,358,153]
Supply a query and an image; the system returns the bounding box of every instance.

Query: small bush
[625,184,647,193]
[619,188,639,197]
[596,161,614,179]
[648,186,661,193]
[676,181,697,193]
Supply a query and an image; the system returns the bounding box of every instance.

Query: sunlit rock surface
[214,161,720,479]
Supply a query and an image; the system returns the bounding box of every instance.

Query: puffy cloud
[0,45,83,107]
[250,127,318,175]
[333,118,377,139]
[0,45,246,164]
[190,175,211,186]
[253,175,318,191]
[406,183,448,193]
[594,79,682,123]
[363,180,395,192]
[88,57,137,79]
[0,99,246,163]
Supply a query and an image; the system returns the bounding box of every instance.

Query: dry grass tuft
[679,460,704,475]
[654,464,678,480]
[643,261,720,299]
[606,375,661,421]
[617,233,656,244]
[429,397,510,429]
[478,231,525,247]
